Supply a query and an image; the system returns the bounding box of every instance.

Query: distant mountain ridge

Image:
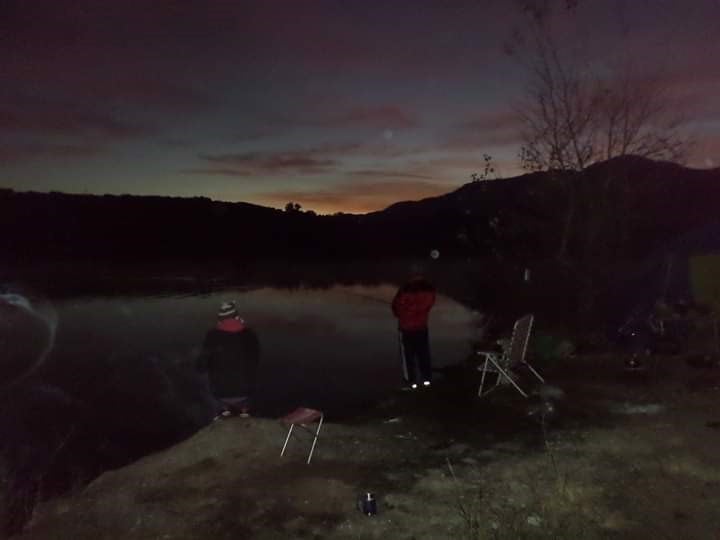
[361,156,720,260]
[2,156,719,263]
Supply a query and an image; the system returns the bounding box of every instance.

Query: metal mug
[359,492,377,516]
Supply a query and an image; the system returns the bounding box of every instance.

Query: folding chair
[476,314,544,398]
[280,407,324,464]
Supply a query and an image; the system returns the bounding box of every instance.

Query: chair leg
[478,358,489,396]
[493,367,503,390]
[478,356,506,397]
[306,414,323,464]
[486,357,528,398]
[524,363,545,383]
[280,424,295,457]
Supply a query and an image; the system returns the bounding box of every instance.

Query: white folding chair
[280,407,324,464]
[476,314,544,398]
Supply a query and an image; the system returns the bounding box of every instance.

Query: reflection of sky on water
[53,284,478,415]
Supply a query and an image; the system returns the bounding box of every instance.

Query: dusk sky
[2,0,719,214]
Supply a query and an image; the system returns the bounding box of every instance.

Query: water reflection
[51,283,478,416]
[0,282,478,532]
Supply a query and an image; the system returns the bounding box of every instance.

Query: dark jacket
[392,277,436,331]
[197,320,260,398]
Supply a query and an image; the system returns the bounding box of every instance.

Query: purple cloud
[197,151,337,176]
[0,142,102,164]
[321,105,418,130]
[346,170,437,180]
[0,97,153,140]
[192,142,370,176]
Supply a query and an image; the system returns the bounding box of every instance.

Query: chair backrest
[507,314,534,366]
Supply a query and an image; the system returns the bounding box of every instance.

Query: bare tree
[519,45,688,173]
[514,9,690,261]
[508,2,693,321]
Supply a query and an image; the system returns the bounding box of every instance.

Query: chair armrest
[475,350,503,372]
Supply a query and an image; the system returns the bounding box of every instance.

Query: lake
[0,274,483,497]
[0,272,486,527]
[45,283,479,419]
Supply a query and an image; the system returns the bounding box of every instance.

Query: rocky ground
[15,354,720,540]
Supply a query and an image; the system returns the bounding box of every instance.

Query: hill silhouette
[366,156,720,259]
[2,156,719,265]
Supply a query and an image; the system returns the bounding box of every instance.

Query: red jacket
[392,277,436,331]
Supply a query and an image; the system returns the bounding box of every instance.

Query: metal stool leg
[306,414,323,464]
[280,424,295,457]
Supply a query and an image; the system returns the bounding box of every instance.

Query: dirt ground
[17,353,720,540]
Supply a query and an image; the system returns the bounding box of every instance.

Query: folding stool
[280,407,324,464]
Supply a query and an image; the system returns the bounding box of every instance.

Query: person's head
[217,301,239,320]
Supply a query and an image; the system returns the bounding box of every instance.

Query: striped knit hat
[217,301,239,319]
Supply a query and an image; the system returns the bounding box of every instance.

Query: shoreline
[19,354,720,539]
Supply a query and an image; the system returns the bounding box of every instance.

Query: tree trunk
[557,179,577,261]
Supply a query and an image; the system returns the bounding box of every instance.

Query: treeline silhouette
[2,156,719,266]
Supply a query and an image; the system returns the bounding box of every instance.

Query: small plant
[471,154,497,182]
[447,422,606,540]
[447,458,483,539]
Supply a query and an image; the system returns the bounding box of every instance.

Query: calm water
[48,283,478,418]
[0,279,481,511]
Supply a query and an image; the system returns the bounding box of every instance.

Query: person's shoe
[239,408,251,418]
[422,380,431,388]
[624,357,645,371]
[213,409,234,421]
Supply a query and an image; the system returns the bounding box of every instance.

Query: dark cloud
[458,110,523,132]
[180,168,253,177]
[0,142,102,164]
[688,132,720,168]
[442,109,524,150]
[0,1,216,115]
[346,170,437,180]
[319,105,419,130]
[197,150,339,176]
[267,103,420,132]
[197,142,364,174]
[0,97,153,164]
[655,66,720,116]
[0,102,152,140]
[81,79,213,111]
[443,130,524,151]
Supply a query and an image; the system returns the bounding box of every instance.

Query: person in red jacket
[392,267,436,390]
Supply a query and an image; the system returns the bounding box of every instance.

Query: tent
[664,222,720,313]
[603,222,720,354]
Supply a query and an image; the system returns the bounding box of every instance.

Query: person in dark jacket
[392,268,436,390]
[197,301,260,418]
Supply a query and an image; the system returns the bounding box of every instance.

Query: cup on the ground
[358,492,377,516]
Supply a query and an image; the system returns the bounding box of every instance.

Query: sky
[1,0,719,215]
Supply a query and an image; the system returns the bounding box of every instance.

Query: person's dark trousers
[400,328,432,384]
[219,358,259,416]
